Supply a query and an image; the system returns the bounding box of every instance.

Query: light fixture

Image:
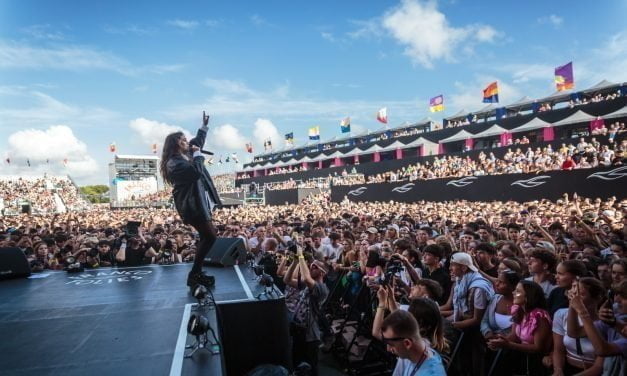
[185,313,221,358]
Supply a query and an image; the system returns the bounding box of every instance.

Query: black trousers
[291,325,320,376]
[188,220,218,274]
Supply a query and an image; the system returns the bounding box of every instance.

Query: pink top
[512,306,551,345]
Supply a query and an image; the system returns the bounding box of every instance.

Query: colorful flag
[285,132,294,146]
[263,139,273,151]
[245,142,253,153]
[308,126,320,140]
[429,95,444,112]
[482,82,499,103]
[151,143,157,154]
[340,117,351,133]
[555,62,574,91]
[109,142,116,153]
[377,107,388,124]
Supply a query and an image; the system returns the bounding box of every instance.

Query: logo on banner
[391,183,415,193]
[347,187,367,196]
[446,176,477,187]
[65,269,153,285]
[586,166,627,181]
[511,175,551,188]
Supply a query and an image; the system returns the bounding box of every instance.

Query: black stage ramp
[0,263,285,376]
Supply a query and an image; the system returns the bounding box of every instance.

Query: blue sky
[1,0,626,184]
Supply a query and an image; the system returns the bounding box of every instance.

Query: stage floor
[0,263,270,376]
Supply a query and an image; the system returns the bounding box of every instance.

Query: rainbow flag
[308,126,320,140]
[482,82,499,103]
[429,95,444,112]
[340,117,351,133]
[555,62,574,91]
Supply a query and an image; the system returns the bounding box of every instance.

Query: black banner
[330,166,627,203]
[264,189,299,205]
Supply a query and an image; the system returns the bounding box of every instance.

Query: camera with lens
[376,259,404,286]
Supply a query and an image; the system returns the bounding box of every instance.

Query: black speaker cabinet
[0,247,31,280]
[217,298,291,375]
[204,237,247,267]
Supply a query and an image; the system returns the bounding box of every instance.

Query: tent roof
[602,105,627,120]
[506,96,534,109]
[444,108,468,121]
[539,89,572,103]
[381,140,406,151]
[511,117,551,133]
[440,129,474,143]
[472,103,497,115]
[326,150,345,158]
[553,110,597,126]
[583,79,619,93]
[471,124,507,139]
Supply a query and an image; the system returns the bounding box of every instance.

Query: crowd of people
[364,136,625,184]
[1,190,626,375]
[0,176,89,215]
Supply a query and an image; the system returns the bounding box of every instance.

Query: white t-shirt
[552,308,596,363]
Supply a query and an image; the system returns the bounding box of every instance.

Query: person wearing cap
[366,227,379,245]
[442,252,495,329]
[440,252,494,375]
[284,245,329,376]
[386,224,399,241]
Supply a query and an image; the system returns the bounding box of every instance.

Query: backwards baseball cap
[387,224,400,232]
[367,227,379,234]
[536,241,555,253]
[450,252,478,272]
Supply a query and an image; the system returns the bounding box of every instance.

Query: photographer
[115,235,156,267]
[284,246,329,376]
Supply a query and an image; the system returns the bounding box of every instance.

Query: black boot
[187,271,215,288]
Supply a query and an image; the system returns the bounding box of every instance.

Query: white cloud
[0,40,184,76]
[253,118,282,149]
[1,125,99,178]
[381,0,500,68]
[128,118,192,149]
[496,63,554,84]
[166,19,199,30]
[21,24,65,40]
[537,15,564,28]
[250,14,274,27]
[0,87,119,129]
[103,24,156,36]
[203,78,257,96]
[320,32,336,43]
[209,123,248,150]
[346,19,383,40]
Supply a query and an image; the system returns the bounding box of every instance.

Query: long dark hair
[160,131,184,185]
[512,280,547,324]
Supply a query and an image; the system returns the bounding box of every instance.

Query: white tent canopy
[403,137,429,148]
[380,140,406,151]
[602,105,627,120]
[583,79,619,93]
[440,130,474,143]
[511,117,551,133]
[553,110,597,127]
[471,125,507,139]
[444,109,468,121]
[326,150,346,159]
[506,96,534,109]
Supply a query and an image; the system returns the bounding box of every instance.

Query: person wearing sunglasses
[380,310,446,375]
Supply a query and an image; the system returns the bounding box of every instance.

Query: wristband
[377,306,386,310]
[298,255,305,260]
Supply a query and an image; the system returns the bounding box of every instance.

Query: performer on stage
[160,112,222,288]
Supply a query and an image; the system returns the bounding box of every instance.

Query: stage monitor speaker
[0,247,31,280]
[203,237,246,267]
[217,298,291,376]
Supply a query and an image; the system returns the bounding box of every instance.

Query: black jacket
[167,126,222,224]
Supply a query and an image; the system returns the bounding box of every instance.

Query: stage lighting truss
[185,313,221,358]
